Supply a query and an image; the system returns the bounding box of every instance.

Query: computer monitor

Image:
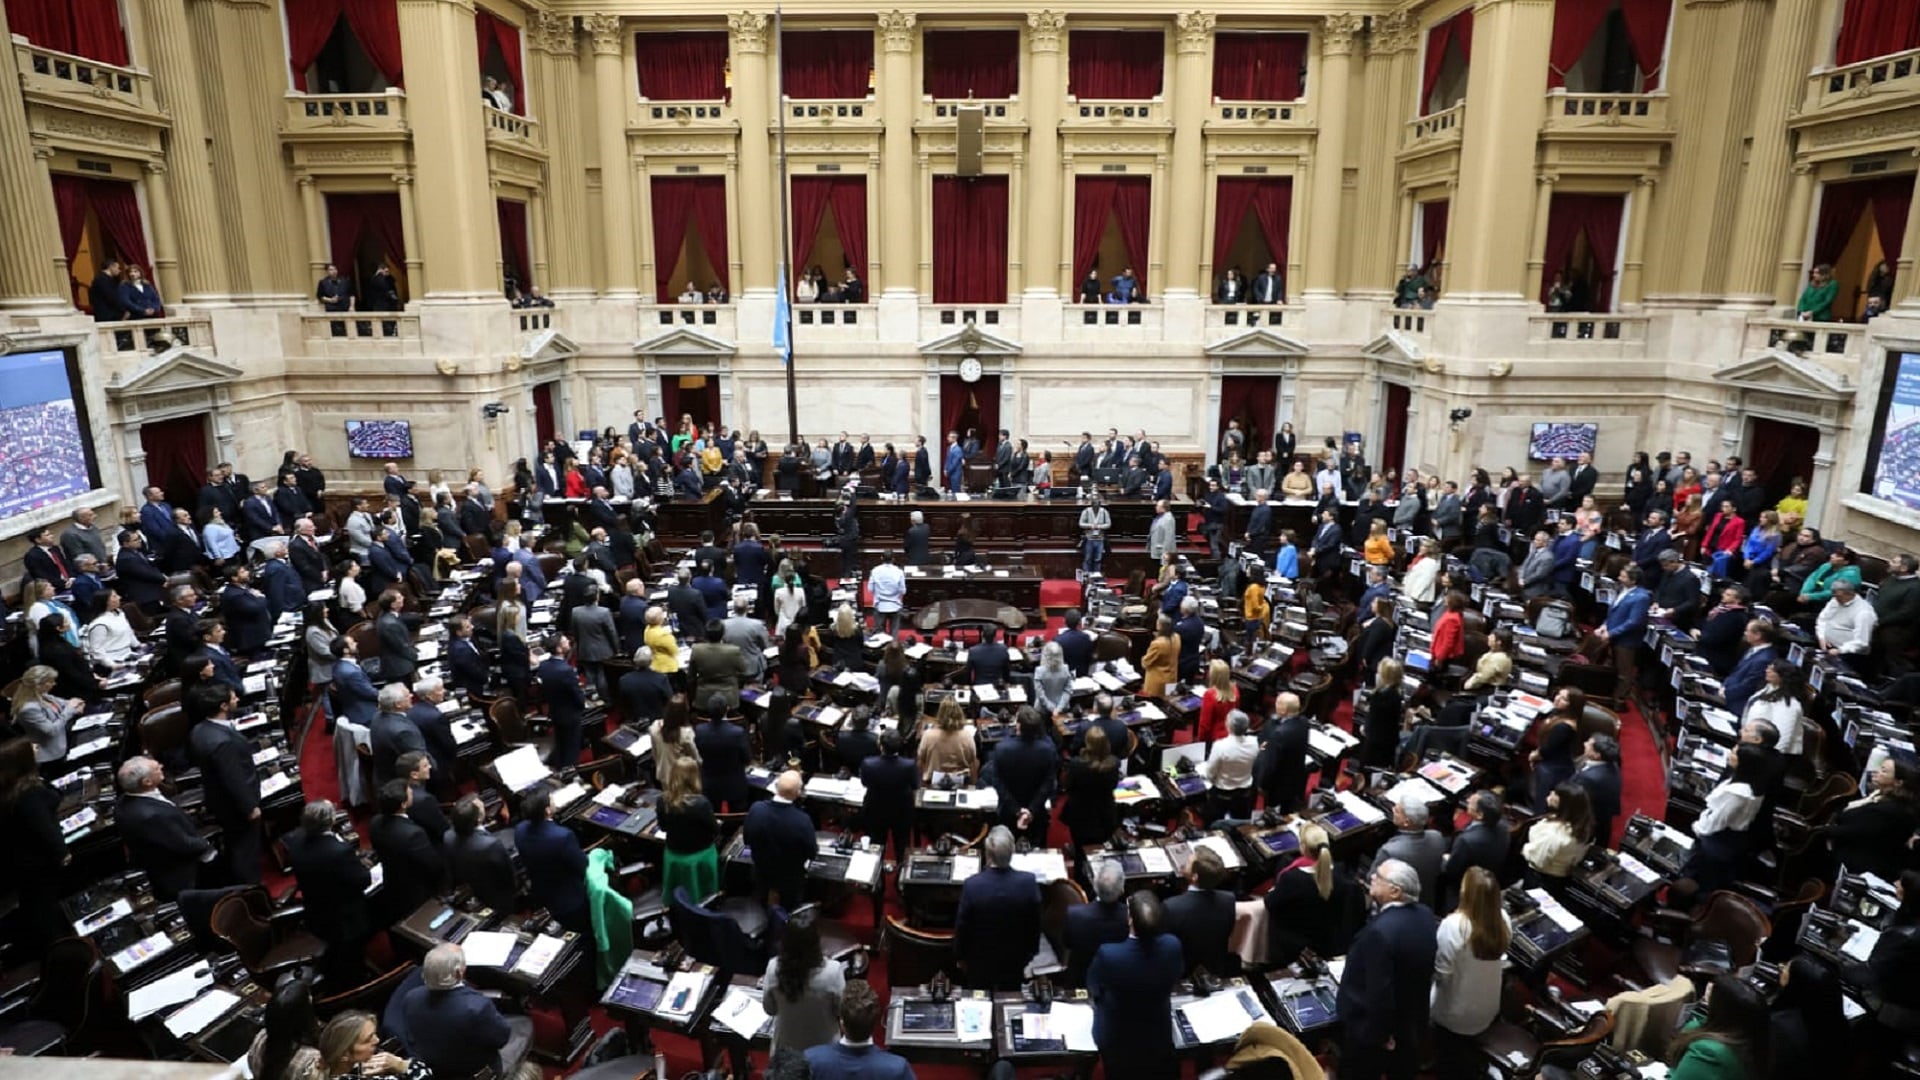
[1405,650,1433,673]
[1092,467,1123,486]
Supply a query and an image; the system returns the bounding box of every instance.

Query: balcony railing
[96,316,214,359]
[929,100,1013,119]
[483,104,540,146]
[514,306,563,335]
[1381,306,1435,338]
[1206,304,1299,334]
[783,98,875,124]
[1066,98,1162,123]
[1527,313,1650,355]
[1804,46,1920,114]
[300,312,422,352]
[919,305,1020,340]
[1063,303,1163,342]
[1541,91,1670,134]
[1209,101,1308,126]
[14,39,156,113]
[1405,102,1464,148]
[792,304,877,341]
[1744,317,1866,362]
[644,304,736,340]
[283,91,408,137]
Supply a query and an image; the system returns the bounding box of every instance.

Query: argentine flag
[773,265,793,366]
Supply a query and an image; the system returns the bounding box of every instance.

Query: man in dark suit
[396,751,449,843]
[186,685,262,884]
[273,473,310,531]
[200,621,246,694]
[1651,550,1702,630]
[196,468,233,527]
[115,756,214,902]
[964,625,1012,685]
[139,486,181,550]
[242,482,281,541]
[330,638,381,728]
[1575,734,1624,847]
[1568,452,1600,505]
[1336,859,1440,1080]
[382,463,409,499]
[376,590,419,686]
[1055,610,1095,677]
[365,529,402,597]
[733,526,771,597]
[1163,847,1236,976]
[515,788,590,933]
[1503,475,1545,540]
[1063,862,1130,987]
[695,703,755,812]
[445,617,489,700]
[21,527,71,590]
[289,522,329,593]
[1438,791,1510,914]
[743,770,818,908]
[666,569,709,641]
[405,681,460,799]
[444,795,518,915]
[902,511,931,567]
[459,487,492,539]
[258,544,306,619]
[1256,691,1313,814]
[989,711,1057,847]
[803,981,914,1080]
[369,683,426,787]
[160,584,204,677]
[370,780,446,922]
[220,567,274,657]
[537,635,587,770]
[1152,461,1174,504]
[1245,490,1274,557]
[1631,511,1672,591]
[397,944,524,1080]
[284,798,374,986]
[115,531,168,612]
[912,436,933,490]
[1087,890,1186,1079]
[858,733,917,861]
[1072,433,1098,481]
[955,826,1042,990]
[1249,262,1284,304]
[1721,620,1780,715]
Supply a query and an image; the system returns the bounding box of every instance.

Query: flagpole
[775,2,799,448]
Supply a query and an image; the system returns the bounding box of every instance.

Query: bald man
[742,770,817,908]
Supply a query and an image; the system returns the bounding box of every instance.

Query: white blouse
[1431,910,1512,1035]
[1694,781,1761,836]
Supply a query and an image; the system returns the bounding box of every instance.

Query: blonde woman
[1432,867,1513,1076]
[1361,657,1405,768]
[658,752,720,901]
[1032,641,1073,715]
[826,603,863,670]
[495,580,526,641]
[24,580,77,659]
[316,1011,429,1080]
[644,606,680,674]
[1263,823,1354,965]
[12,666,82,765]
[1197,658,1240,743]
[915,697,978,786]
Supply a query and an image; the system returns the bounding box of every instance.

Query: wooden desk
[910,599,1031,634]
[902,571,1044,612]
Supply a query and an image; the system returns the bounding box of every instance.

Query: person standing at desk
[1088,889,1186,1080]
[1256,691,1311,814]
[1061,725,1121,849]
[695,698,754,812]
[188,683,263,884]
[762,908,846,1056]
[537,635,587,771]
[744,770,818,910]
[859,732,917,863]
[1430,867,1511,1080]
[285,800,374,988]
[1064,861,1130,987]
[116,756,216,902]
[954,826,1042,991]
[515,787,590,933]
[965,625,1012,686]
[1336,859,1439,1080]
[444,794,518,916]
[989,709,1057,848]
[1079,494,1110,577]
[803,981,914,1080]
[1164,846,1236,976]
[370,780,446,923]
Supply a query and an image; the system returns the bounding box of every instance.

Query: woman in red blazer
[1430,591,1467,667]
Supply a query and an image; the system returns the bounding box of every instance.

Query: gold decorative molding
[531,11,577,56]
[1027,11,1067,54]
[1322,13,1366,57]
[727,12,769,55]
[581,13,624,56]
[1175,12,1215,55]
[877,11,917,54]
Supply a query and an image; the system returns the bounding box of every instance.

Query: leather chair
[139,703,190,763]
[1091,633,1132,664]
[210,888,328,979]
[487,696,553,762]
[144,679,183,709]
[1760,879,1827,963]
[345,621,378,665]
[314,960,417,1019]
[1577,704,1622,741]
[1631,891,1771,986]
[883,914,957,989]
[0,938,101,1056]
[1038,879,1087,978]
[669,888,771,976]
[1477,979,1614,1080]
[463,534,492,565]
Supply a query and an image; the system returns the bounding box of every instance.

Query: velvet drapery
[1211,178,1293,282]
[922,30,1019,98]
[1540,193,1624,310]
[1071,176,1151,295]
[650,176,731,301]
[1210,32,1307,101]
[780,29,873,99]
[932,176,1010,303]
[635,32,730,100]
[1068,29,1165,99]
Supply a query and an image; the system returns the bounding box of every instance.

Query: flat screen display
[0,347,98,521]
[1870,353,1920,511]
[1529,422,1598,461]
[345,419,413,459]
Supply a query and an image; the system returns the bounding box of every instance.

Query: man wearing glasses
[1335,860,1439,1080]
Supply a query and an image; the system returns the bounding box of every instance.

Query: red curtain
[1421,8,1472,114]
[1068,30,1164,99]
[1211,32,1307,101]
[789,176,867,286]
[1072,176,1152,294]
[1540,193,1624,310]
[1745,418,1820,505]
[923,30,1019,98]
[496,198,531,288]
[475,9,524,114]
[326,192,407,289]
[4,0,126,65]
[287,0,403,90]
[50,175,88,265]
[1835,0,1920,66]
[1813,175,1913,267]
[1212,178,1292,280]
[1421,200,1450,271]
[532,384,556,448]
[1870,179,1912,268]
[1219,377,1279,458]
[932,176,1009,303]
[939,376,966,446]
[1381,384,1410,479]
[140,415,209,512]
[938,376,998,454]
[1618,0,1673,88]
[635,32,730,100]
[88,179,150,273]
[649,177,730,301]
[286,3,343,90]
[781,29,872,99]
[1547,0,1612,90]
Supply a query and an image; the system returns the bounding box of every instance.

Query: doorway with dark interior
[1746,417,1820,507]
[1379,382,1411,480]
[139,413,210,512]
[660,375,723,437]
[939,374,1000,461]
[531,382,556,449]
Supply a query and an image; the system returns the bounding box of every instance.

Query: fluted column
[1620,177,1656,306]
[298,177,327,279]
[727,13,774,294]
[532,12,593,297]
[583,14,640,298]
[139,0,229,301]
[1302,14,1361,297]
[1162,12,1213,298]
[1449,0,1555,301]
[1724,0,1822,302]
[1525,172,1556,301]
[877,12,918,298]
[142,162,182,303]
[395,0,499,298]
[396,174,424,293]
[1353,12,1418,297]
[1898,158,1920,308]
[0,1,68,310]
[1023,12,1067,296]
[1774,164,1816,306]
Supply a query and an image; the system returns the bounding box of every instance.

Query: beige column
[1773,164,1816,305]
[1163,12,1213,298]
[396,173,425,295]
[583,14,640,298]
[727,13,774,293]
[1449,0,1555,301]
[298,177,327,279]
[142,162,182,303]
[139,0,229,300]
[1023,12,1067,296]
[531,12,593,296]
[1525,172,1556,301]
[1302,14,1362,298]
[1898,158,1920,308]
[1620,177,1656,306]
[1352,12,1418,297]
[0,0,65,310]
[877,12,918,297]
[530,190,551,287]
[395,0,497,298]
[1724,0,1822,302]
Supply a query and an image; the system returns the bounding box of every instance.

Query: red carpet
[1611,698,1668,848]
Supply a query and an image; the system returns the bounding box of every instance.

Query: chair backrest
[1039,878,1087,954]
[537,553,567,581]
[35,937,102,1033]
[1761,879,1827,963]
[489,697,531,745]
[346,620,378,661]
[314,960,418,1018]
[1578,705,1623,740]
[464,534,492,564]
[139,703,190,761]
[668,888,760,976]
[1092,633,1132,663]
[883,914,956,988]
[1692,891,1772,970]
[210,890,275,971]
[144,679,183,709]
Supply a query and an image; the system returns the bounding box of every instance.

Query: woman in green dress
[1796,263,1838,322]
[658,752,720,903]
[1666,973,1769,1080]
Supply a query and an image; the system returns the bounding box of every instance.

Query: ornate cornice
[531,11,577,57]
[877,11,916,54]
[728,12,769,55]
[1175,12,1215,55]
[581,13,624,56]
[1322,13,1366,57]
[1369,10,1419,55]
[1027,11,1067,54]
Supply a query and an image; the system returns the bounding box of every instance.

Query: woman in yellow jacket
[1142,614,1179,698]
[1242,563,1271,647]
[1363,518,1395,568]
[643,606,681,675]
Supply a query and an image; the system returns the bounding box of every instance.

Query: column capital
[728,12,770,55]
[1368,10,1420,55]
[531,11,577,56]
[581,13,624,56]
[1637,174,1658,187]
[30,143,54,161]
[143,160,167,175]
[1322,13,1365,56]
[1027,11,1067,53]
[391,171,413,186]
[1175,12,1215,55]
[878,11,916,53]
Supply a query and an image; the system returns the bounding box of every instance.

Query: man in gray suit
[1243,450,1277,500]
[993,429,1015,486]
[344,497,377,561]
[721,594,770,682]
[568,581,621,701]
[1369,793,1446,908]
[1148,500,1177,563]
[690,620,748,710]
[1432,481,1464,544]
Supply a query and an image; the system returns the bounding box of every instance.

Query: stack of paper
[1334,790,1386,824]
[127,963,213,1021]
[513,934,566,977]
[550,781,588,810]
[165,988,241,1039]
[462,930,519,968]
[494,746,552,792]
[711,988,770,1038]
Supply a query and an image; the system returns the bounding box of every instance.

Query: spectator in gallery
[316,264,353,312]
[365,266,401,312]
[1214,267,1246,303]
[795,268,819,303]
[119,264,164,320]
[1797,263,1837,322]
[1107,267,1139,304]
[706,281,729,304]
[1394,263,1431,308]
[1416,286,1437,310]
[1251,261,1285,304]
[1545,271,1574,313]
[89,258,126,321]
[678,283,703,304]
[839,268,863,304]
[482,75,513,110]
[1079,269,1102,304]
[514,285,554,308]
[1867,258,1894,312]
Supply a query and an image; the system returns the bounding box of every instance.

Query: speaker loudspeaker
[956,107,984,177]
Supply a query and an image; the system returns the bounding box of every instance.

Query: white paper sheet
[1138,847,1175,875]
[1179,993,1253,1044]
[493,745,552,792]
[1049,1002,1096,1051]
[1842,923,1881,962]
[165,988,240,1038]
[712,987,769,1038]
[1192,834,1244,870]
[461,930,519,968]
[513,934,566,977]
[550,781,588,810]
[126,963,213,1021]
[845,850,881,882]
